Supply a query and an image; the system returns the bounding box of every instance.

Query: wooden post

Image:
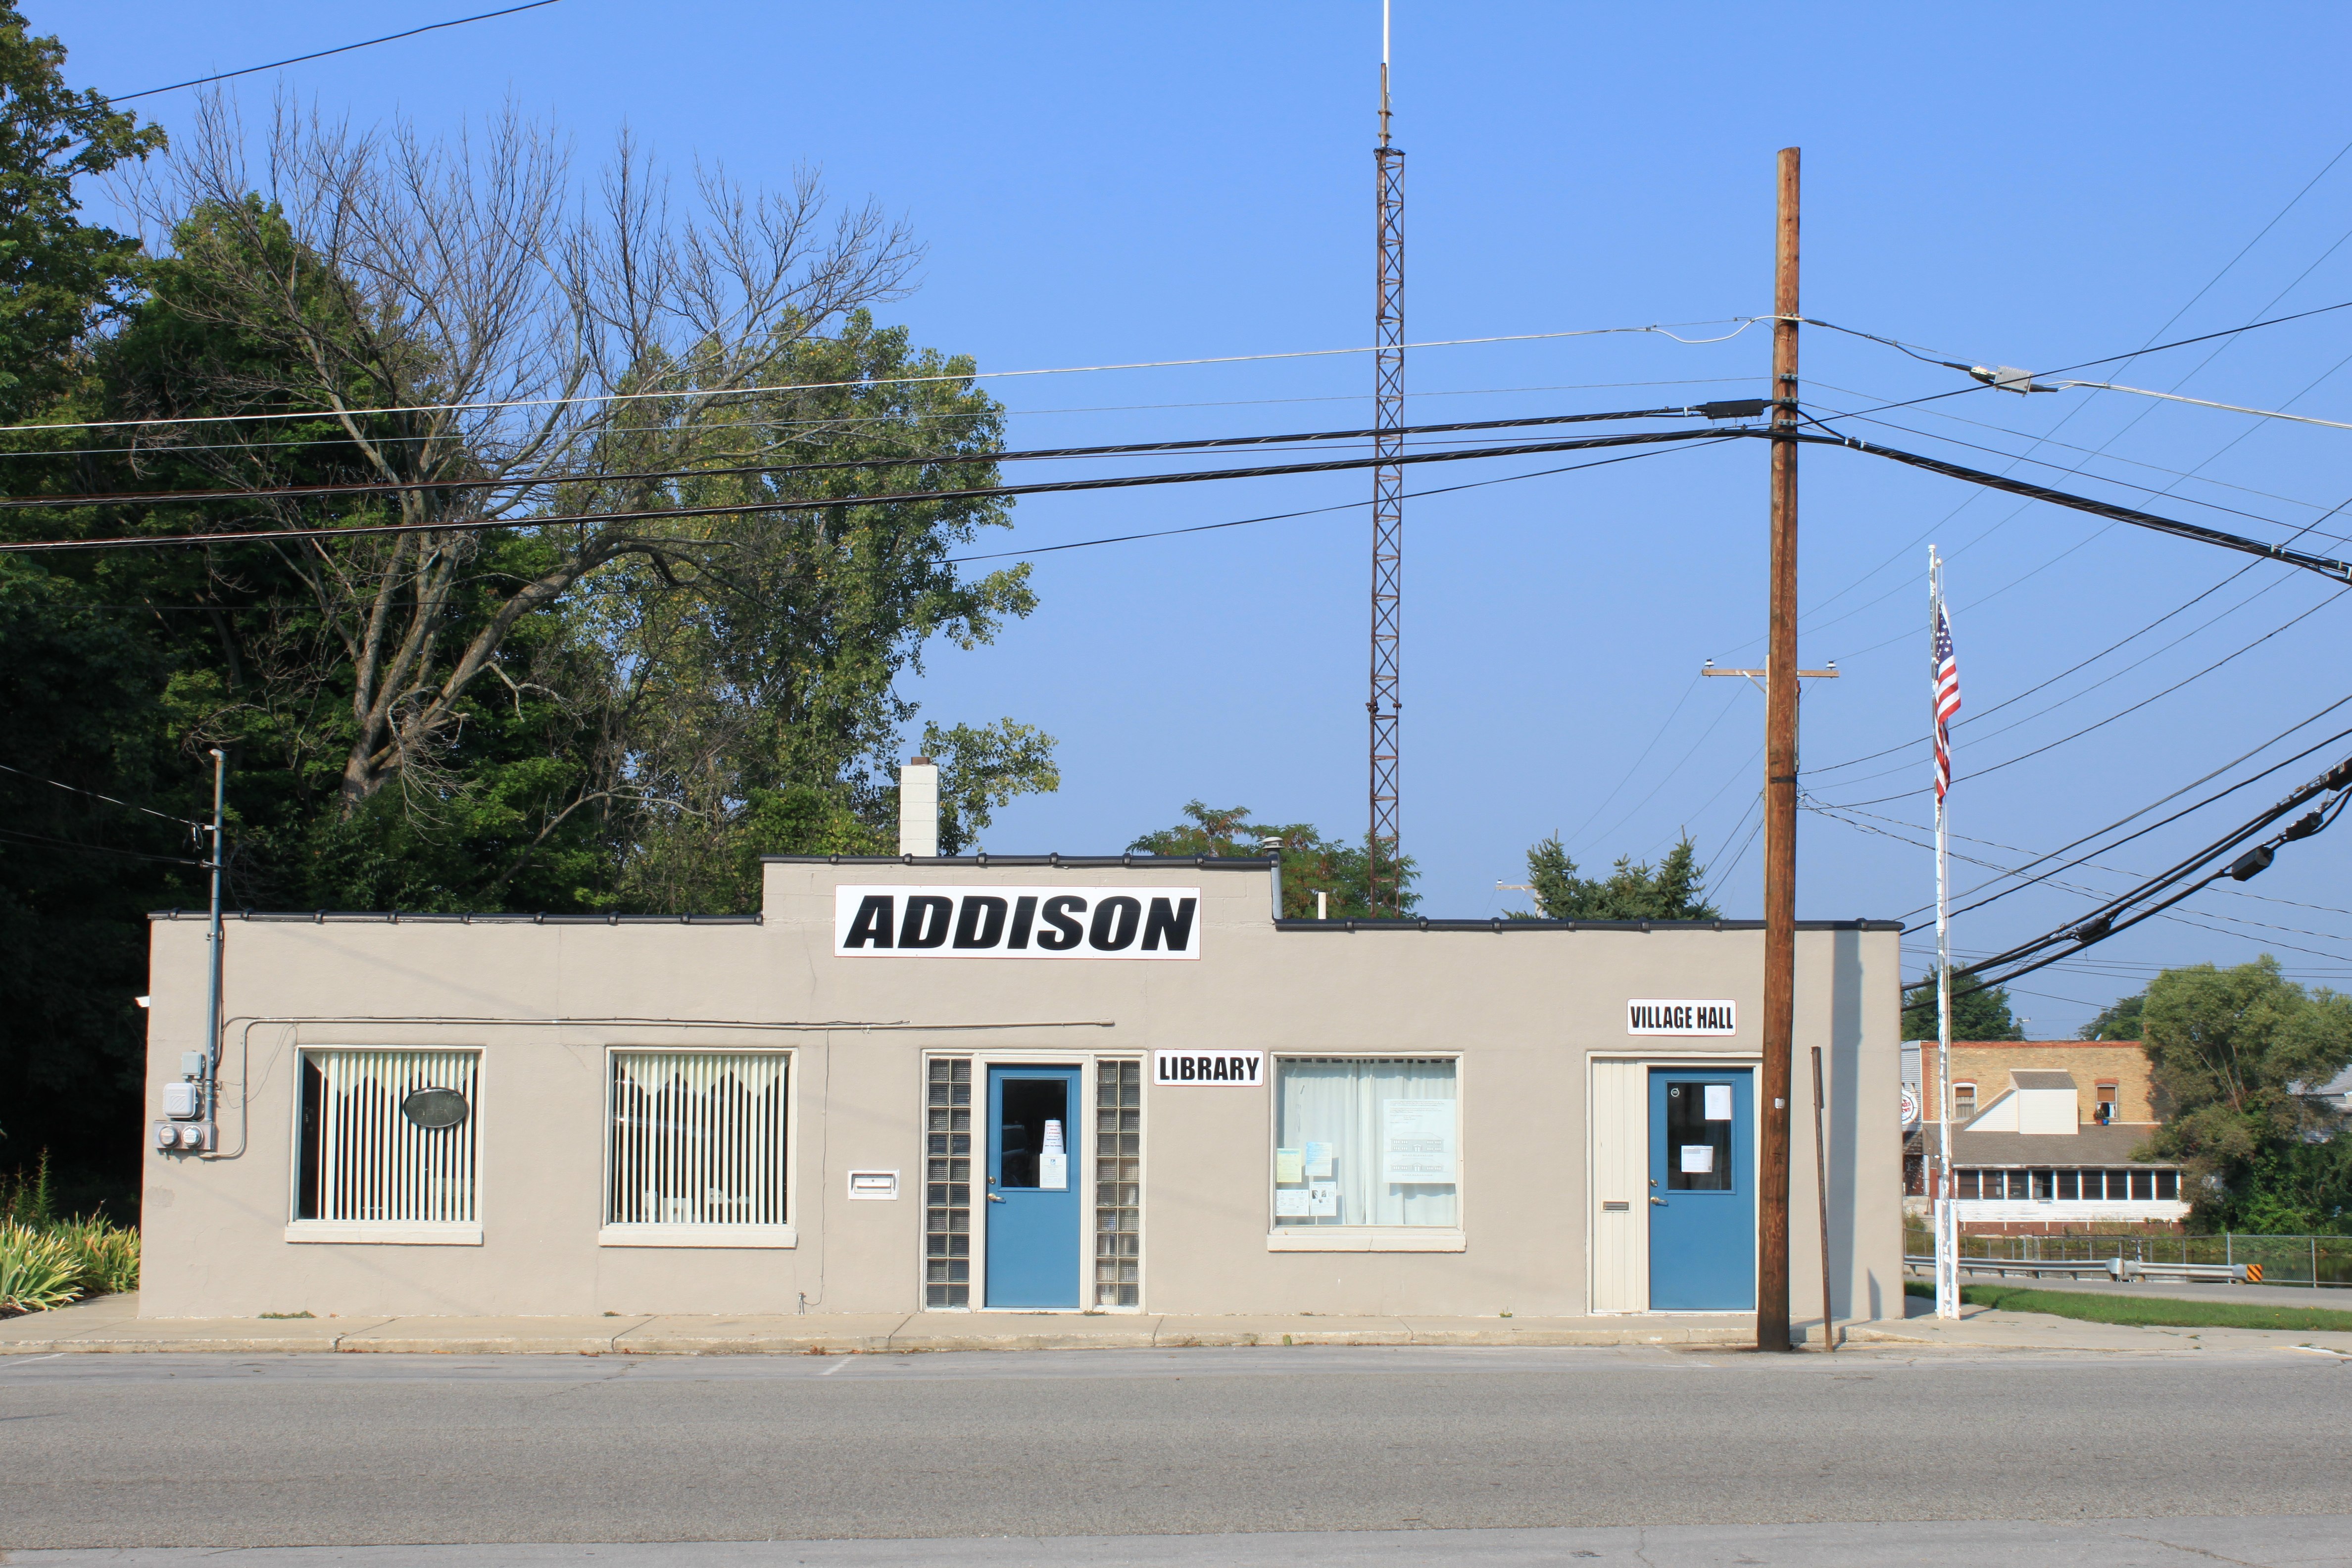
[1759,146,1800,1353]
[1813,1044,1834,1352]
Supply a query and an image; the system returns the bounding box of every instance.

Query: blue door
[985,1065,1082,1308]
[1648,1067,1755,1311]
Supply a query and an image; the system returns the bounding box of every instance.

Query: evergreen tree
[1900,970,2024,1040]
[1517,833,1719,921]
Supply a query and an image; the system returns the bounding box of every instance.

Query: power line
[1815,588,2348,808]
[948,440,1736,564]
[1813,569,2300,786]
[1950,780,2352,996]
[109,1,568,101]
[0,826,207,868]
[1890,701,2352,925]
[0,403,1755,511]
[0,376,1768,464]
[0,758,207,830]
[0,321,1767,437]
[1795,431,2352,583]
[0,426,1750,555]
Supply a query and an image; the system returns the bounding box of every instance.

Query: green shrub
[51,1216,140,1296]
[0,1222,85,1314]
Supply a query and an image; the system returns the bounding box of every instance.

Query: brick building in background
[1902,1040,2187,1236]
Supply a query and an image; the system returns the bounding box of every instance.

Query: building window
[2156,1169,2179,1200]
[2095,1081,2118,1125]
[2058,1170,2080,1201]
[925,1059,974,1308]
[1273,1057,1458,1228]
[296,1048,479,1228]
[2031,1169,2054,1200]
[605,1051,788,1235]
[1953,1081,1977,1121]
[1094,1060,1142,1308]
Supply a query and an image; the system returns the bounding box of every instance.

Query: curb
[8,1324,1832,1355]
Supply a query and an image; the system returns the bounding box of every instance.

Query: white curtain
[1274,1058,1458,1227]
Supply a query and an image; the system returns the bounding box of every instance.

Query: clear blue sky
[41,0,2352,1035]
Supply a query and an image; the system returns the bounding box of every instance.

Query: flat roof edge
[1274,918,1904,933]
[148,910,763,925]
[760,854,1276,869]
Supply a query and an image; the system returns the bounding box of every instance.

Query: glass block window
[925,1059,973,1308]
[1094,1060,1142,1307]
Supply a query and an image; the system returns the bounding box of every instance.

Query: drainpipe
[201,748,225,1127]
[1261,836,1283,922]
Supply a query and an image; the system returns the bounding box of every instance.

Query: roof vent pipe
[1260,836,1283,922]
[899,756,939,858]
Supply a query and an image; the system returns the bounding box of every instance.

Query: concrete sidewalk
[8,1290,2351,1358]
[0,1293,1807,1355]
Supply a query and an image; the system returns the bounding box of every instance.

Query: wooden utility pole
[1758,146,1801,1354]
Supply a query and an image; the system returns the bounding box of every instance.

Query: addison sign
[833,885,1201,960]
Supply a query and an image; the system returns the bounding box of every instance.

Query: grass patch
[1906,1276,2352,1332]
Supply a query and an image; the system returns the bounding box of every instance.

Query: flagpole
[1931,547,1960,1320]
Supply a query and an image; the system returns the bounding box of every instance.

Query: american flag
[1933,602,1962,800]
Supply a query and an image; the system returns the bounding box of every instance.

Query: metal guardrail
[1902,1228,2351,1287]
[1905,1253,2115,1281]
[1904,1253,2258,1284]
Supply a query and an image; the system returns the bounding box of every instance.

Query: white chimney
[898,756,939,858]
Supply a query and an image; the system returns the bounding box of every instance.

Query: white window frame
[1265,1052,1467,1253]
[599,1047,797,1249]
[285,1045,485,1246]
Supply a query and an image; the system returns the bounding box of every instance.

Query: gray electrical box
[163,1081,201,1119]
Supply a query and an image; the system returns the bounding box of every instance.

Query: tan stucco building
[140,855,1907,1326]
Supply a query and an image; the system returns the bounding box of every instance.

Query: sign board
[1381,1099,1458,1184]
[1625,999,1738,1036]
[834,886,1201,960]
[1154,1049,1263,1086]
[1899,1087,1921,1128]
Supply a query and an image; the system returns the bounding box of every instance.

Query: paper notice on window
[1274,1148,1305,1185]
[1680,1143,1715,1175]
[1703,1084,1733,1122]
[1304,1141,1334,1179]
[1381,1098,1458,1184]
[1274,1187,1312,1217]
[1308,1181,1339,1217]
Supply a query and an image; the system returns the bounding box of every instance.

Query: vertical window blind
[297,1048,479,1224]
[607,1051,789,1227]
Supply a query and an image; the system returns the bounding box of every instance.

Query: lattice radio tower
[1367,0,1405,917]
